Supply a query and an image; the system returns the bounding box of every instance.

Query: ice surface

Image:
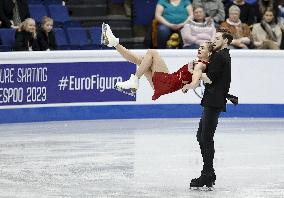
[0,118,283,198]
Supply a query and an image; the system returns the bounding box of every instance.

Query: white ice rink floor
[0,118,284,198]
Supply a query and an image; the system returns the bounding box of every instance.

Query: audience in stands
[224,0,256,25]
[155,0,193,49]
[193,0,225,24]
[220,5,252,49]
[251,7,282,49]
[181,5,216,49]
[37,16,57,51]
[0,0,30,29]
[14,18,39,51]
[1,0,284,51]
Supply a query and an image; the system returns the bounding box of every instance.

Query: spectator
[193,0,225,24]
[37,16,57,51]
[251,7,282,49]
[220,5,251,49]
[224,0,256,25]
[14,18,39,51]
[0,0,30,29]
[253,0,284,22]
[181,5,216,49]
[155,0,193,49]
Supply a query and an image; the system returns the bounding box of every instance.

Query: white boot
[116,74,139,91]
[101,22,119,47]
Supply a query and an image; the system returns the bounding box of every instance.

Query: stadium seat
[48,5,70,24]
[0,28,16,51]
[28,0,43,5]
[66,27,93,50]
[44,0,62,5]
[133,0,158,25]
[88,26,103,49]
[63,21,82,28]
[29,4,48,23]
[53,28,70,50]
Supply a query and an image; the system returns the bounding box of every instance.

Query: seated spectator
[14,18,39,51]
[0,0,30,29]
[181,5,216,49]
[155,0,193,49]
[254,0,284,22]
[193,0,225,24]
[225,0,256,25]
[37,16,57,51]
[220,5,251,49]
[251,7,282,49]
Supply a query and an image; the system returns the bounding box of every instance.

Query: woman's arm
[182,63,204,92]
[155,4,172,27]
[180,4,193,26]
[189,63,204,88]
[201,73,212,84]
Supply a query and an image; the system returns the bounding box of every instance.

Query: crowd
[0,0,68,51]
[154,0,284,49]
[1,0,284,50]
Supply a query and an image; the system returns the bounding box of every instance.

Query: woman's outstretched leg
[115,49,169,90]
[102,23,168,90]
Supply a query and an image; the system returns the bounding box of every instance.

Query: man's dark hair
[217,28,233,45]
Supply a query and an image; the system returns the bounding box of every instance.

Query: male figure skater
[183,29,233,188]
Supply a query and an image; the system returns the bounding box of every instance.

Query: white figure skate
[115,74,139,96]
[101,22,119,47]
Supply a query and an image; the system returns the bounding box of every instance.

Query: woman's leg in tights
[135,49,169,78]
[115,45,169,88]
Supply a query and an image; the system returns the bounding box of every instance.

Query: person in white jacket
[181,6,216,49]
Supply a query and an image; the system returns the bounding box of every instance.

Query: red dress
[152,60,208,100]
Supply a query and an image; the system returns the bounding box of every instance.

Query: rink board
[0,50,283,123]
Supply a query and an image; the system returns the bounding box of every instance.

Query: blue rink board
[1,104,284,123]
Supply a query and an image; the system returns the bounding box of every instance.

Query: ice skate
[115,86,136,98]
[101,22,119,47]
[115,74,139,93]
[189,172,216,190]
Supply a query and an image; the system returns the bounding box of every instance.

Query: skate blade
[189,186,214,191]
[101,22,109,46]
[115,86,136,97]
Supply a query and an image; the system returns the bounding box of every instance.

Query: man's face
[212,32,224,51]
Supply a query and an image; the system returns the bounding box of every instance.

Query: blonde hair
[41,16,53,27]
[229,5,241,14]
[18,18,37,39]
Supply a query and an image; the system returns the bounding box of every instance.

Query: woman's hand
[182,84,194,93]
[169,24,181,30]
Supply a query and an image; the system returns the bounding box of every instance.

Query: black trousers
[197,106,221,174]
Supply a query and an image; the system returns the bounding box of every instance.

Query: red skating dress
[152,60,208,100]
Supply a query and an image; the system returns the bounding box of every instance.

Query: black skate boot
[190,172,216,190]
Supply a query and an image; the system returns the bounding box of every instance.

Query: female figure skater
[101,23,214,100]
